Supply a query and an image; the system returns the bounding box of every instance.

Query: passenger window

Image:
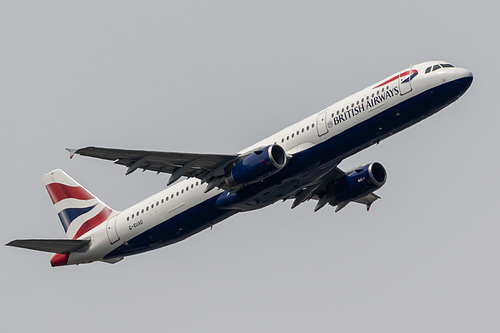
[161,198,164,203]
[146,207,149,211]
[181,189,184,194]
[311,123,315,128]
[156,202,159,206]
[171,194,174,199]
[306,126,309,130]
[291,133,294,138]
[141,209,144,214]
[286,136,289,140]
[132,214,134,218]
[296,131,299,135]
[127,217,130,221]
[302,128,304,132]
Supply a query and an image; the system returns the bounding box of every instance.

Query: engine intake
[226,144,288,187]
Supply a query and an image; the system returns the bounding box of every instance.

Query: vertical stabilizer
[43,169,117,239]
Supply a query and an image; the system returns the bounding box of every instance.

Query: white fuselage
[68,61,473,265]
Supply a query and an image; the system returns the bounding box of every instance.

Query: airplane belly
[103,196,238,259]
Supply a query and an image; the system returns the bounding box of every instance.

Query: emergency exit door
[106,216,120,244]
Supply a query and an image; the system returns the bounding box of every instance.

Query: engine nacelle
[226,144,288,187]
[327,162,387,204]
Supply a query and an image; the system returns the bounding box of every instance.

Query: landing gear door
[399,66,413,96]
[316,111,328,137]
[106,216,120,244]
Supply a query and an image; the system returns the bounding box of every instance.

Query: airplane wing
[353,193,380,210]
[289,166,381,212]
[288,166,343,209]
[68,146,240,190]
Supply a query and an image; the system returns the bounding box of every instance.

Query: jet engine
[225,144,288,187]
[327,162,387,205]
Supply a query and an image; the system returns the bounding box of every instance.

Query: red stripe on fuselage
[373,69,418,89]
[72,207,112,239]
[46,183,95,204]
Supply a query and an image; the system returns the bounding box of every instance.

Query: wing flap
[354,193,381,211]
[5,239,90,254]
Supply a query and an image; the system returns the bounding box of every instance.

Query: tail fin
[43,169,117,239]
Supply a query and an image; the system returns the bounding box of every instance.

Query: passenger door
[399,67,413,95]
[316,111,328,136]
[106,216,120,244]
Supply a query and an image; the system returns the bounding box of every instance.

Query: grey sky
[1,1,498,332]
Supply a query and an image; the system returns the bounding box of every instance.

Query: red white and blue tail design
[43,169,118,239]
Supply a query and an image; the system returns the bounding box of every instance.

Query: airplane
[6,61,473,267]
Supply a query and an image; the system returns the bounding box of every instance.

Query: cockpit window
[426,63,454,74]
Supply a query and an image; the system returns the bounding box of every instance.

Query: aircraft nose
[451,67,473,95]
[454,67,473,81]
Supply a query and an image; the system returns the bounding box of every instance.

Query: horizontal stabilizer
[5,239,90,254]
